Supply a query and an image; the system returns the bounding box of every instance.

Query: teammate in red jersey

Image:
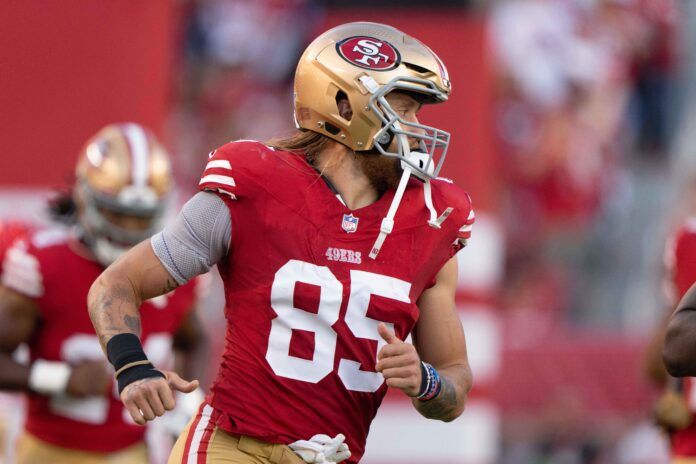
[0,123,207,464]
[0,219,33,463]
[89,22,474,463]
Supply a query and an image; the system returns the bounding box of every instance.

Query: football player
[0,123,207,464]
[0,220,33,464]
[88,23,474,464]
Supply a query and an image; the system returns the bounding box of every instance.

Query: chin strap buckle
[380,218,394,234]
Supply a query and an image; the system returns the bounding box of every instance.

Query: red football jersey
[668,219,696,457]
[198,141,474,462]
[0,227,197,453]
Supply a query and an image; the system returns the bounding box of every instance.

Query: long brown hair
[266,130,330,166]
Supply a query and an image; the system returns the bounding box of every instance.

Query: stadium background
[0,0,691,462]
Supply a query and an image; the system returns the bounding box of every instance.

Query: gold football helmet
[74,123,172,265]
[295,22,456,259]
[294,21,451,180]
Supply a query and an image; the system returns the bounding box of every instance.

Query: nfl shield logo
[341,214,359,233]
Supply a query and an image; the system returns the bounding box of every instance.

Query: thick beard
[353,152,403,195]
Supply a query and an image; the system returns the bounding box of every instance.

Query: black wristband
[106,333,164,394]
[116,363,165,394]
[106,333,148,369]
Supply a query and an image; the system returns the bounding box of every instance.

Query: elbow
[441,370,472,422]
[441,404,466,423]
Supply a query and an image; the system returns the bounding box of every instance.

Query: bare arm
[375,257,472,422]
[0,286,38,390]
[89,193,230,425]
[664,282,696,376]
[90,191,230,352]
[88,240,201,425]
[411,257,472,422]
[88,240,179,352]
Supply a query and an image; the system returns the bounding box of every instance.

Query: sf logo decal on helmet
[336,36,401,71]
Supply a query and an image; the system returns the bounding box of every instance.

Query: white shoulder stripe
[467,210,475,221]
[2,246,43,298]
[205,159,231,171]
[199,174,235,187]
[122,123,150,188]
[459,224,473,233]
[6,247,40,272]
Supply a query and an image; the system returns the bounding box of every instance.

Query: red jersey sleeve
[198,140,271,200]
[431,177,475,257]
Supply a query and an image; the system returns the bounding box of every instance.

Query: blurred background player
[0,220,33,464]
[0,123,207,464]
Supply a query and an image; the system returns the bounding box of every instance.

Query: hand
[65,360,111,397]
[121,370,199,425]
[375,323,422,397]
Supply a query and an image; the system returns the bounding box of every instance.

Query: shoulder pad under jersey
[198,140,276,200]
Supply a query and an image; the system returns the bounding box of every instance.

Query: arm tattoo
[88,278,142,351]
[415,376,459,421]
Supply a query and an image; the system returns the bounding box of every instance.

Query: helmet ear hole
[324,122,342,136]
[335,91,353,121]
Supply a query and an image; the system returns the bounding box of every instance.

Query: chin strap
[369,134,453,260]
[369,166,411,259]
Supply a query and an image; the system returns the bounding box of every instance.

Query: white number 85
[265,260,411,393]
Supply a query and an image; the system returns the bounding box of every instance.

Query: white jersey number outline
[265,260,411,392]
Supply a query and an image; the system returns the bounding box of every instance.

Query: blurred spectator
[168,0,323,192]
[490,0,680,461]
[490,0,679,322]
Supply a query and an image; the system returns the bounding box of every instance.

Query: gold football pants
[16,433,147,464]
[168,404,302,464]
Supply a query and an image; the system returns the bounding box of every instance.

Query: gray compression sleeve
[150,191,231,285]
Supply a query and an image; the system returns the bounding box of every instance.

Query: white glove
[159,388,205,436]
[288,433,351,463]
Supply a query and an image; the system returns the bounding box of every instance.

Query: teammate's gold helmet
[294,22,451,180]
[74,123,172,265]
